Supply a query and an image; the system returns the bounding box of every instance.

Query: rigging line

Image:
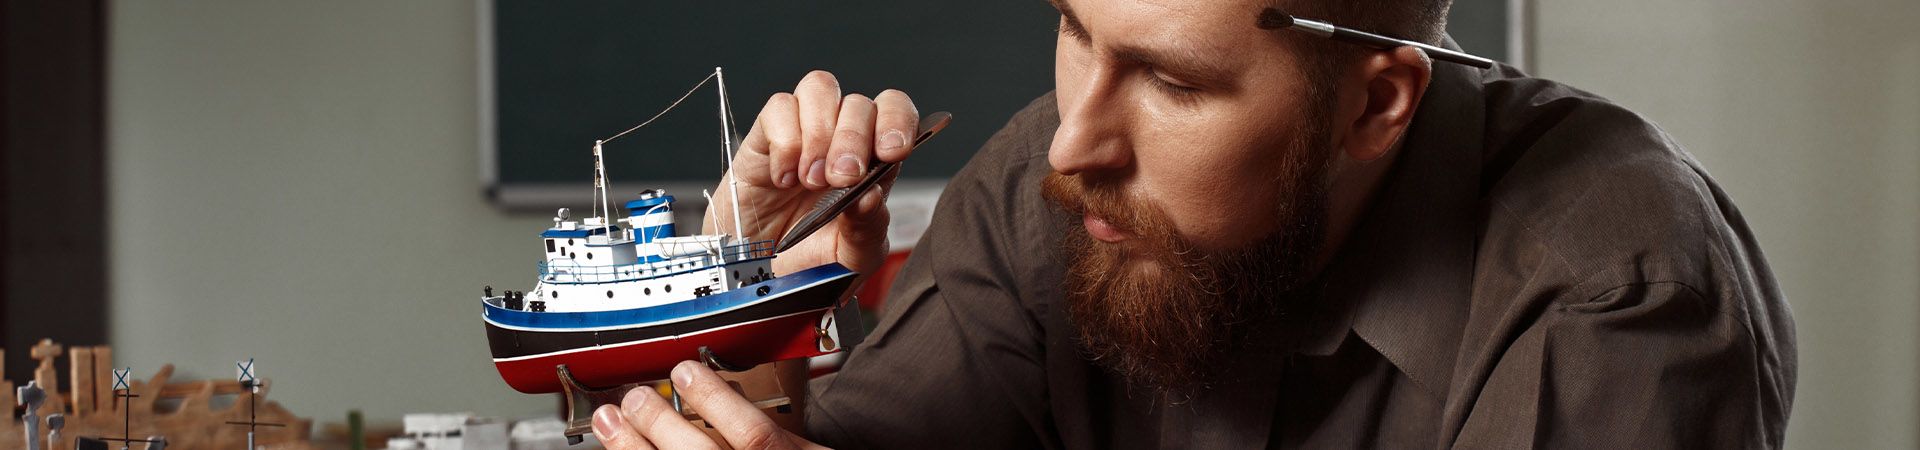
[601,71,720,145]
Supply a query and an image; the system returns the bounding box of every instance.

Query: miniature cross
[30,340,62,361]
[19,381,44,450]
[30,340,63,390]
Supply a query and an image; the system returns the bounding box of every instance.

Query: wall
[108,0,552,421]
[1533,0,1920,447]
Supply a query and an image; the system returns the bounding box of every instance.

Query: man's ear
[1341,45,1432,162]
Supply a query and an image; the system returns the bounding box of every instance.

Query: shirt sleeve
[1451,281,1790,449]
[805,94,1064,450]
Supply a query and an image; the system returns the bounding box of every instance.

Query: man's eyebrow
[1112,43,1238,86]
[1047,0,1092,44]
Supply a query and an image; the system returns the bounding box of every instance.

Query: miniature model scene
[1,342,589,450]
[0,340,312,450]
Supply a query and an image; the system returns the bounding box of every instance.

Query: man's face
[1042,0,1338,393]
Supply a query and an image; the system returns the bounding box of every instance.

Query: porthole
[606,290,614,298]
[732,270,740,279]
[665,285,673,293]
[587,253,594,260]
[569,239,575,246]
[552,291,559,298]
[644,287,651,295]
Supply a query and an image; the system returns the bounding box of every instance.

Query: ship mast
[590,69,742,245]
[716,67,746,246]
[591,139,612,236]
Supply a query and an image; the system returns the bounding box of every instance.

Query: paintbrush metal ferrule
[1257,8,1494,69]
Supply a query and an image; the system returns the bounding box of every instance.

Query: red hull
[492,308,831,393]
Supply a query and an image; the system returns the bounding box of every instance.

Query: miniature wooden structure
[0,340,316,450]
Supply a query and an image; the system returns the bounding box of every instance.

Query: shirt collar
[1289,41,1487,399]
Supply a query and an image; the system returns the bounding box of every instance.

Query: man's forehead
[1049,0,1257,35]
[1049,0,1271,77]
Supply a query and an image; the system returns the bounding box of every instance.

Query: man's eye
[1147,68,1201,101]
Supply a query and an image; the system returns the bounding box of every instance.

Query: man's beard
[1040,122,1333,397]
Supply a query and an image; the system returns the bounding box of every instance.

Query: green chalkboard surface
[489,0,1060,195]
[485,0,1514,205]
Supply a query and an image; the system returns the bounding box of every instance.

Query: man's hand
[704,70,919,276]
[592,361,828,450]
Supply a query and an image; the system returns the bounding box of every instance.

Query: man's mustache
[1043,173,1157,238]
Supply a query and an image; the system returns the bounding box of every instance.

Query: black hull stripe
[486,275,854,359]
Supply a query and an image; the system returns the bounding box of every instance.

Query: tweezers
[774,111,953,254]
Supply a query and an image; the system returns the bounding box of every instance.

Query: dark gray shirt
[805,50,1796,449]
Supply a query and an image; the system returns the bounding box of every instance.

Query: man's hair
[1293,0,1452,44]
[1279,0,1452,107]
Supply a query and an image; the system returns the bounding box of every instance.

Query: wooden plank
[92,346,113,413]
[70,346,95,414]
[157,379,254,397]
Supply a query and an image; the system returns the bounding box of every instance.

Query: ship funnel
[623,190,677,244]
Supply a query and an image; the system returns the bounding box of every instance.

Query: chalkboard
[483,0,1518,208]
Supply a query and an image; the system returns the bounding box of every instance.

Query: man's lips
[1083,213,1131,243]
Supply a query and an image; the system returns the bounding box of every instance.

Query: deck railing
[536,239,774,284]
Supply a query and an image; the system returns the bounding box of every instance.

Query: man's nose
[1049,80,1132,175]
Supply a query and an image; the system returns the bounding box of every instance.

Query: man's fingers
[619,386,721,450]
[671,361,798,450]
[873,89,920,162]
[733,122,773,189]
[591,405,659,450]
[839,185,892,269]
[794,70,842,190]
[759,93,801,189]
[826,94,877,187]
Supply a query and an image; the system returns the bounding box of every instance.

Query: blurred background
[1,0,1913,447]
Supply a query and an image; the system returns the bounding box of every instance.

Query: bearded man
[589,0,1796,448]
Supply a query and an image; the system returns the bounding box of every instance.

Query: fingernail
[832,154,864,177]
[807,159,827,186]
[591,405,622,438]
[779,172,797,189]
[879,129,906,153]
[671,362,694,386]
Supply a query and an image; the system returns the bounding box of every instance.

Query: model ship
[481,68,863,397]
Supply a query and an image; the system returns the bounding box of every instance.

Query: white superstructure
[517,189,774,314]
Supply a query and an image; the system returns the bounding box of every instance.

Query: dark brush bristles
[1256,8,1296,30]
